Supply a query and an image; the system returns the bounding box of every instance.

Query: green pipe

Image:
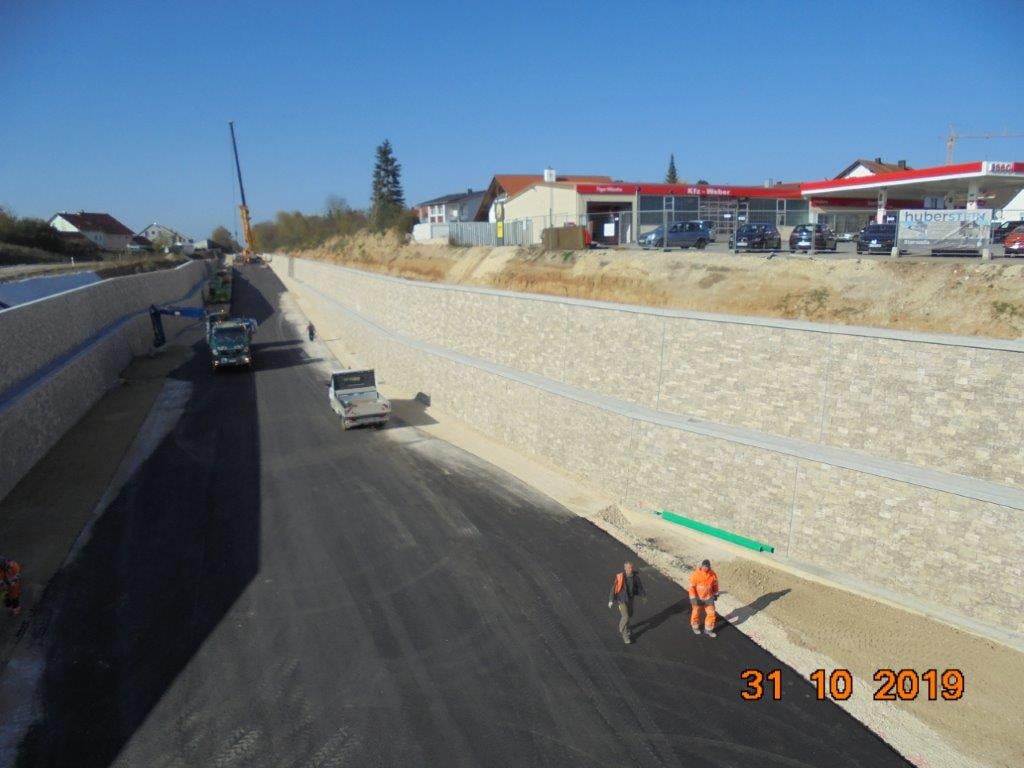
[656,510,775,553]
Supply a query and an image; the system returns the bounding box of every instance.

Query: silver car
[640,221,711,249]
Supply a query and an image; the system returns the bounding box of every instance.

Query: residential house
[48,211,134,252]
[127,234,153,252]
[138,222,193,251]
[416,189,486,224]
[834,158,912,179]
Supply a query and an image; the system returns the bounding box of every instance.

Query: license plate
[737,240,748,246]
[870,240,879,245]
[799,240,810,247]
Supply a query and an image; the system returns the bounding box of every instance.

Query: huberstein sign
[897,209,992,252]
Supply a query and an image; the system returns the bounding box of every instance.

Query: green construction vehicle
[205,267,233,304]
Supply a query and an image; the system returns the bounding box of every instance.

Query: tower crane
[946,125,1024,164]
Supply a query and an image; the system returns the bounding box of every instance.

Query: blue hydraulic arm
[149,305,208,348]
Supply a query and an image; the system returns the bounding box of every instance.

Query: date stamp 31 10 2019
[740,668,965,702]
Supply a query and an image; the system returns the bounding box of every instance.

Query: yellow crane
[229,121,258,264]
[946,125,1024,164]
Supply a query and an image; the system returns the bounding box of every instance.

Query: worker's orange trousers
[691,600,716,631]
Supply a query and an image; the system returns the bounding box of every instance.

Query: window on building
[784,199,810,225]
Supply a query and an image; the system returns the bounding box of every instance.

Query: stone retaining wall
[276,257,1024,637]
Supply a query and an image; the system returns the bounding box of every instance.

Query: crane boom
[946,125,1024,164]
[229,121,257,261]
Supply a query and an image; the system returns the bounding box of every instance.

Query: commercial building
[492,159,1024,246]
[800,160,1024,227]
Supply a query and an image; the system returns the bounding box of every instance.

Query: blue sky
[2,0,1023,239]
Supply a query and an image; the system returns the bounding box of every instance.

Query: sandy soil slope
[293,232,1024,339]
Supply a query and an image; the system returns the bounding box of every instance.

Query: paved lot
[5,266,909,767]
[625,240,1017,263]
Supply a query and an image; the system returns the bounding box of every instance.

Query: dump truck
[208,316,256,370]
[149,305,257,371]
[328,369,390,429]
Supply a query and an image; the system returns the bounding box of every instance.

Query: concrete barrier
[0,261,211,501]
[276,256,1024,639]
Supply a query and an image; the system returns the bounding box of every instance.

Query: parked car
[856,224,898,254]
[1003,225,1024,255]
[640,221,711,249]
[688,219,717,241]
[789,223,837,252]
[730,223,782,252]
[992,220,1024,244]
[838,231,857,241]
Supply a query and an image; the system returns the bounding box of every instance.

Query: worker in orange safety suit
[688,559,719,638]
[1,557,23,617]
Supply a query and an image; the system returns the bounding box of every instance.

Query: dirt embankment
[291,233,1024,339]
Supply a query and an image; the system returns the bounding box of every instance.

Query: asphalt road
[10,266,909,767]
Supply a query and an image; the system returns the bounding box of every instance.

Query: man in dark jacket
[608,561,646,644]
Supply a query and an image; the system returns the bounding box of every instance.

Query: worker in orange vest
[608,561,646,644]
[1,557,23,617]
[688,559,719,638]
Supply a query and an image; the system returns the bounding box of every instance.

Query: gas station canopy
[800,161,1024,213]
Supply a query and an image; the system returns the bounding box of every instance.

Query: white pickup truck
[328,369,391,430]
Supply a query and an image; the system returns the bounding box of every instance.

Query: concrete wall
[0,261,211,501]
[275,257,1024,638]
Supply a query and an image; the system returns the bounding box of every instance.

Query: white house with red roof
[48,211,134,252]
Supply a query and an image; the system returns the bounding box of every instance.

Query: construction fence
[424,220,534,248]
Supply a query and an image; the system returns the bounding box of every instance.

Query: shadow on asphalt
[630,598,687,642]
[249,340,302,351]
[229,268,276,324]
[253,347,323,372]
[17,274,265,767]
[389,398,439,428]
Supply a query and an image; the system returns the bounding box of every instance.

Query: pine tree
[665,154,679,184]
[370,139,405,229]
